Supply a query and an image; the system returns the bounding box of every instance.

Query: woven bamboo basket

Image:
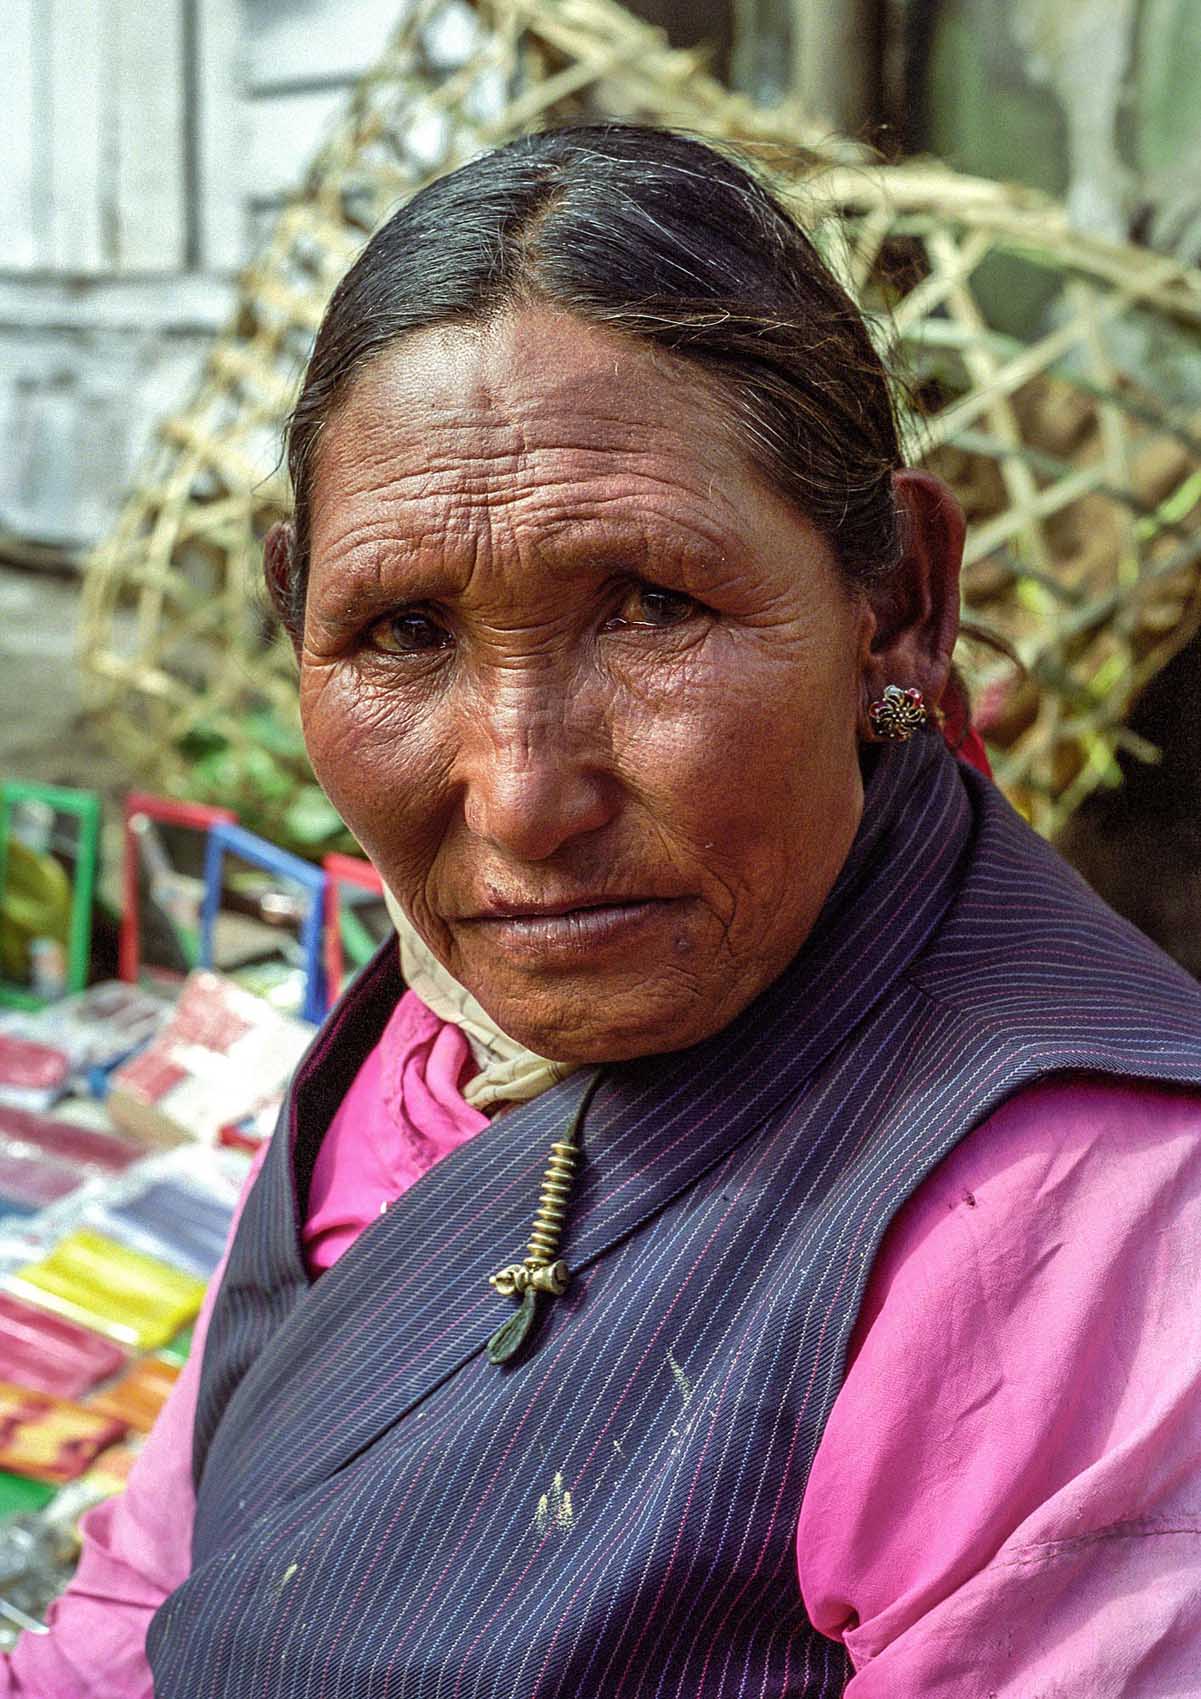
[80,0,1201,843]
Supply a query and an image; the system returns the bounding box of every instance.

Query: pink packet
[0,1293,127,1399]
[0,1106,142,1174]
[0,1148,83,1208]
[0,1035,70,1110]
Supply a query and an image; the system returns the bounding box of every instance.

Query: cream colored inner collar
[381,886,578,1112]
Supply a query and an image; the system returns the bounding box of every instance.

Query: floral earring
[867,684,929,743]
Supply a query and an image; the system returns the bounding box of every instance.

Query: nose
[458,674,617,862]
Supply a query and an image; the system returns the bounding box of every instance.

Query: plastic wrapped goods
[6,1230,206,1351]
[87,1357,180,1433]
[0,1106,142,1175]
[0,984,167,1087]
[77,1441,138,1501]
[0,1294,125,1400]
[107,969,312,1148]
[0,1149,82,1212]
[0,1382,125,1485]
[88,1175,234,1280]
[0,1037,70,1113]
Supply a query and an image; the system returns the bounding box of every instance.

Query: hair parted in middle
[278,124,905,632]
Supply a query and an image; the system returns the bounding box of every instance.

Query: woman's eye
[607,583,700,631]
[368,611,451,655]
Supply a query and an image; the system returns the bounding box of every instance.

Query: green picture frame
[0,781,101,1010]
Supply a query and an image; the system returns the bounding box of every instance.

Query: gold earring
[868,684,929,742]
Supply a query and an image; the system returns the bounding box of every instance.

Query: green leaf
[486,1290,539,1365]
[282,786,345,845]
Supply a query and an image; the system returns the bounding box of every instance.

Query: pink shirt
[7,992,1201,1696]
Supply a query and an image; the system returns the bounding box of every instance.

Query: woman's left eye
[605,583,701,631]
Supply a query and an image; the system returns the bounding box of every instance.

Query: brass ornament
[486,1074,605,1367]
[867,684,929,743]
[489,1259,571,1298]
[488,1138,580,1302]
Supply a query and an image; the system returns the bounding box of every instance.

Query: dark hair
[279,124,903,629]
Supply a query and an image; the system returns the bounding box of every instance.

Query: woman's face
[297,308,879,1061]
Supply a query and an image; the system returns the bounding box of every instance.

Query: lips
[465,894,664,921]
[455,895,685,963]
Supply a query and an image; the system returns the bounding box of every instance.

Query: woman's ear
[264,520,303,654]
[859,470,964,716]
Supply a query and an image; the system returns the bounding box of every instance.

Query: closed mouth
[467,895,667,922]
[455,896,684,957]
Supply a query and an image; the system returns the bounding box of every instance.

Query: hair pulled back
[280,124,903,630]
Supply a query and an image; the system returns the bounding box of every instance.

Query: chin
[476,981,742,1066]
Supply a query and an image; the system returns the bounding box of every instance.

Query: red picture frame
[120,794,237,985]
[322,853,386,1005]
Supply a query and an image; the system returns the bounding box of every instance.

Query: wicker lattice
[80,0,1201,841]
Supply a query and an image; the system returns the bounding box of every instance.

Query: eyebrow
[308,510,740,626]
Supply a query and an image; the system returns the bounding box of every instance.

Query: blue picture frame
[200,823,326,1024]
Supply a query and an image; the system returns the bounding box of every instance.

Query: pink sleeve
[2,1144,270,1699]
[798,1075,1201,1696]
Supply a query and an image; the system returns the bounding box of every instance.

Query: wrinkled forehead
[308,308,762,532]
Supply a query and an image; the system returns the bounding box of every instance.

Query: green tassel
[486,1288,539,1365]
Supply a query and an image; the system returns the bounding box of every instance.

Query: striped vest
[147,736,1201,1697]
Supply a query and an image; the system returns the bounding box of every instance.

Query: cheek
[611,633,862,870]
[298,661,450,876]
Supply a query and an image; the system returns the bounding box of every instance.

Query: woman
[11,126,1201,1697]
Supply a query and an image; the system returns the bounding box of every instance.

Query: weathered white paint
[46,0,108,271]
[0,0,413,549]
[243,0,403,90]
[0,0,40,269]
[247,85,349,203]
[0,317,219,546]
[194,0,249,269]
[112,0,189,270]
[0,276,236,332]
[1,0,413,276]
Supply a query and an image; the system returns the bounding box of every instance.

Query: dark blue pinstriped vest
[147,736,1201,1697]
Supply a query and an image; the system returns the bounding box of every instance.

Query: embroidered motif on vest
[147,737,1201,1698]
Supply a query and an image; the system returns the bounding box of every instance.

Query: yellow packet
[0,1380,126,1485]
[7,1230,206,1351]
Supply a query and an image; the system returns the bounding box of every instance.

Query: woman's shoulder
[859,1072,1201,1338]
[919,1070,1201,1234]
[928,1069,1201,1196]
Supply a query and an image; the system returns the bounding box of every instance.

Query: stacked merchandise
[0,959,318,1647]
[0,781,392,1643]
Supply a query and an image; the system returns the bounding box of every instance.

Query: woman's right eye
[367,611,452,655]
